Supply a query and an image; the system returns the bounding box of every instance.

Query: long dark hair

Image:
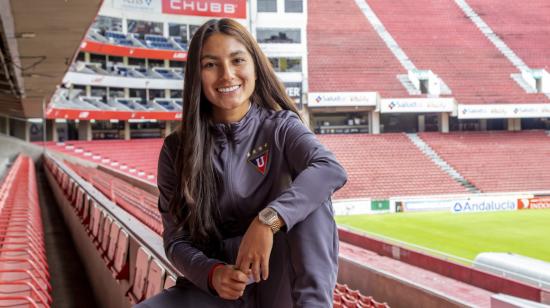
[170,18,300,248]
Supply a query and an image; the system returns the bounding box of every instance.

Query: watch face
[260,208,278,225]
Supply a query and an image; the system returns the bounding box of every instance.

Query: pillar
[78,120,92,141]
[123,121,130,140]
[46,119,58,142]
[439,112,449,133]
[417,115,425,132]
[515,118,522,131]
[369,111,380,134]
[480,119,487,131]
[507,118,515,131]
[24,121,31,142]
[0,116,9,135]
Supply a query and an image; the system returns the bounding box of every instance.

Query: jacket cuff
[267,204,294,231]
[208,263,226,295]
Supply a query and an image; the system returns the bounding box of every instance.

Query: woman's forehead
[201,33,250,59]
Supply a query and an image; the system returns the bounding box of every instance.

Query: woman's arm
[268,113,348,231]
[236,112,347,281]
[157,135,225,294]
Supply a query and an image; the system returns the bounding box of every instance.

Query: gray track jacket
[157,103,347,294]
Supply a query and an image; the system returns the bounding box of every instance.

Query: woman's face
[200,33,256,123]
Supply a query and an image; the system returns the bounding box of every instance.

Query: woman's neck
[212,102,252,124]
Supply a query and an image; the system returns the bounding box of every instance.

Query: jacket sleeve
[268,114,348,231]
[157,136,222,294]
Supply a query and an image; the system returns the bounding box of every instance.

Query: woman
[137,18,347,307]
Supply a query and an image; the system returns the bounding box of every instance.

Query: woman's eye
[202,62,215,68]
[234,58,246,64]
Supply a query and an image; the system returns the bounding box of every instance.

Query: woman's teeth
[217,85,240,93]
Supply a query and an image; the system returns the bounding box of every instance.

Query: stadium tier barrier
[0,155,52,307]
[339,227,550,305]
[43,153,388,307]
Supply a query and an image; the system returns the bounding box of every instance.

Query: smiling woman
[135,18,347,308]
[200,33,256,123]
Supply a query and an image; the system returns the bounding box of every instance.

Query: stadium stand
[0,155,52,307]
[466,0,550,70]
[307,0,409,97]
[419,131,550,192]
[320,133,469,199]
[362,0,550,104]
[44,134,474,199]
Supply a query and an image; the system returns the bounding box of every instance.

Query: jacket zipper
[224,127,236,207]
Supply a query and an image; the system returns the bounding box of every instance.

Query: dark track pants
[135,201,338,308]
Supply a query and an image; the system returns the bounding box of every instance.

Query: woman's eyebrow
[201,50,247,61]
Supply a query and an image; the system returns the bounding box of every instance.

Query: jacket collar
[211,103,259,144]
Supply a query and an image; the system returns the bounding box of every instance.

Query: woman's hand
[211,264,248,300]
[235,218,273,282]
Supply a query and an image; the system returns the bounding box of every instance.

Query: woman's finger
[251,259,261,282]
[230,268,249,283]
[261,257,269,281]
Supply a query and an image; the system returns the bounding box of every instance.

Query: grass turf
[336,209,550,264]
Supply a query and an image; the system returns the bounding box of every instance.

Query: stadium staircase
[406,133,479,193]
[454,0,546,96]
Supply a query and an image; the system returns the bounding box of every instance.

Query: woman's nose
[220,62,236,80]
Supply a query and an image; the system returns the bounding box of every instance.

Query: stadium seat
[112,229,129,280]
[101,216,113,254]
[144,259,166,299]
[89,203,100,236]
[128,246,152,304]
[164,275,177,289]
[105,222,121,265]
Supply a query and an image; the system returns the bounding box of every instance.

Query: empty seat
[164,275,177,289]
[128,247,152,304]
[144,259,166,299]
[112,229,129,280]
[101,216,113,254]
[106,222,121,265]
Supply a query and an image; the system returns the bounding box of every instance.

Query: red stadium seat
[112,229,129,280]
[144,259,166,299]
[106,222,120,265]
[101,216,113,254]
[128,247,151,304]
[164,275,177,289]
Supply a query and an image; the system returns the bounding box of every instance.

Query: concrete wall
[338,256,466,308]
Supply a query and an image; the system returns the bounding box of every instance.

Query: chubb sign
[162,0,246,18]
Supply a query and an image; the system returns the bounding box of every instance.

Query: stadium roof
[0,0,101,118]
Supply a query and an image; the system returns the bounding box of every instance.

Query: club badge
[248,143,269,175]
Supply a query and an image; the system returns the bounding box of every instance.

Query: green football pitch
[335,209,550,264]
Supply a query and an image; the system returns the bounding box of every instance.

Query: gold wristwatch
[258,207,281,234]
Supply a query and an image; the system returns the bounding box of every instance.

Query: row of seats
[334,283,389,308]
[0,155,52,307]
[91,30,186,51]
[419,131,550,192]
[44,139,161,184]
[63,161,162,235]
[43,156,176,304]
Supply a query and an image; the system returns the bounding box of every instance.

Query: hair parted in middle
[169,18,301,249]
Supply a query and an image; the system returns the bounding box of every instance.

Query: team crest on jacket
[247,143,269,175]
